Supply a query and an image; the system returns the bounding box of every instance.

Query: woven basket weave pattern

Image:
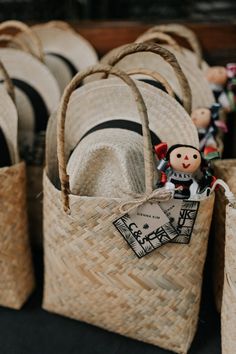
[43,173,214,354]
[0,162,35,309]
[43,63,215,353]
[213,160,236,312]
[221,204,236,354]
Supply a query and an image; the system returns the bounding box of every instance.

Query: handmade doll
[205,66,230,111]
[191,103,227,155]
[155,143,217,199]
[226,63,236,112]
[155,143,201,199]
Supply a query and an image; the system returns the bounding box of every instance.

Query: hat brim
[101,45,214,110]
[0,48,60,152]
[0,48,60,114]
[32,25,98,72]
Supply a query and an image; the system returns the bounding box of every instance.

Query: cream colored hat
[144,23,210,71]
[0,62,19,166]
[46,61,199,199]
[0,47,60,158]
[0,20,44,61]
[30,21,98,92]
[101,42,214,110]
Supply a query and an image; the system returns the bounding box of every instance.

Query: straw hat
[47,72,199,198]
[0,20,44,62]
[29,22,98,92]
[101,42,214,110]
[144,24,210,71]
[0,47,60,158]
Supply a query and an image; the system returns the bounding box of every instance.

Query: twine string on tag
[119,187,177,214]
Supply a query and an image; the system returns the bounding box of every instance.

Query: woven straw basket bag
[29,21,98,93]
[0,61,35,309]
[0,20,44,61]
[48,44,198,198]
[43,57,215,353]
[0,20,60,247]
[144,23,209,72]
[221,200,236,354]
[133,35,224,154]
[100,42,214,110]
[212,160,236,312]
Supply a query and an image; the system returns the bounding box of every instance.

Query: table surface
[0,245,221,354]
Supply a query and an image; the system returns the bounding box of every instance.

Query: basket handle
[135,31,181,52]
[57,64,155,212]
[0,20,44,62]
[146,24,203,68]
[0,34,34,55]
[125,68,174,97]
[42,20,74,32]
[0,60,15,102]
[102,42,192,114]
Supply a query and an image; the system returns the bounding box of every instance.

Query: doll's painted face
[191,108,211,129]
[169,146,201,173]
[206,66,228,86]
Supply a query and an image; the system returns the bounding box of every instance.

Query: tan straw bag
[0,26,60,247]
[30,21,98,93]
[43,63,215,354]
[212,160,236,312]
[145,23,209,71]
[100,42,214,110]
[0,61,35,309]
[0,33,34,55]
[0,20,44,61]
[221,201,236,354]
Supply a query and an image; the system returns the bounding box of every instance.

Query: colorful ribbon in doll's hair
[215,120,228,133]
[226,63,236,79]
[201,150,220,162]
[154,142,168,160]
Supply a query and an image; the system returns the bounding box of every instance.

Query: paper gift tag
[159,199,199,244]
[113,202,179,258]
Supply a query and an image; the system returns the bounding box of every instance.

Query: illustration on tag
[159,199,199,244]
[113,202,179,258]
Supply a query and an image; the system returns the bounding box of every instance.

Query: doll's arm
[190,179,199,197]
